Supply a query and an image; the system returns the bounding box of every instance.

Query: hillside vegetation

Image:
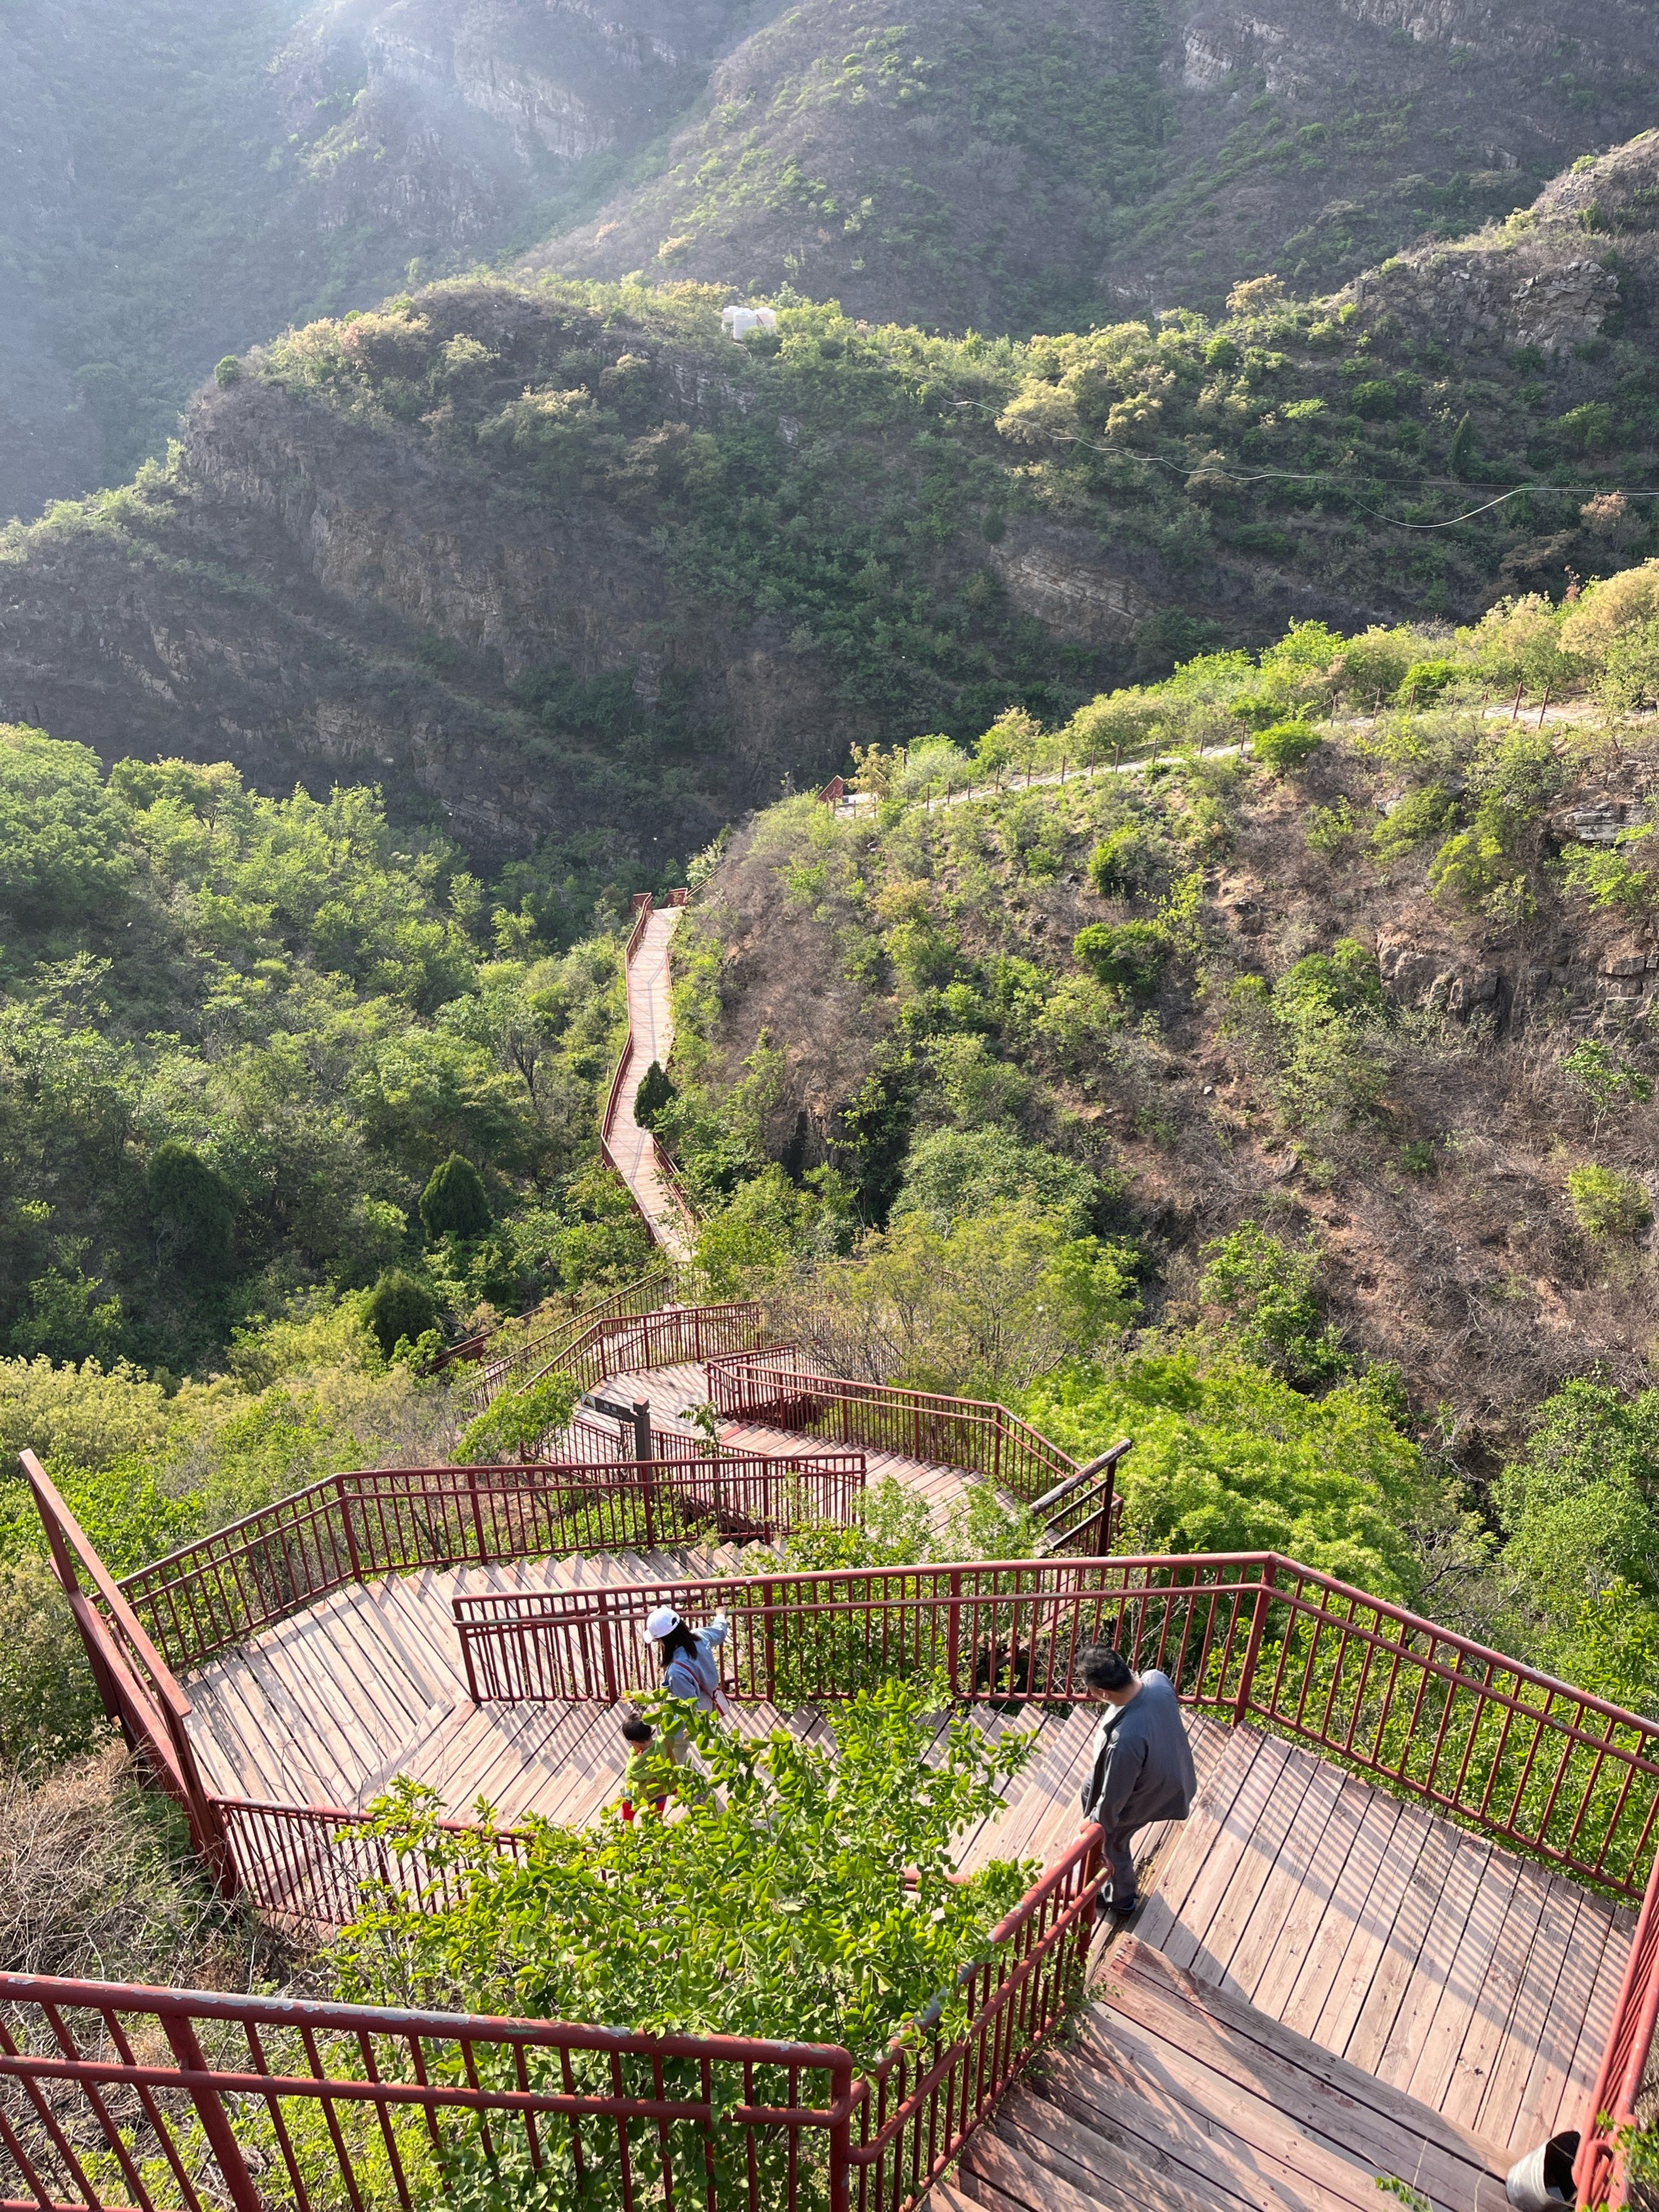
[0,729,650,1379]
[541,0,1659,334]
[6,0,1655,523]
[4,135,1659,878]
[652,582,1659,1705]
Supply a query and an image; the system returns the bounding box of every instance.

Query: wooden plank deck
[599,1360,975,1526]
[945,1937,1516,2212]
[1127,1723,1631,2156]
[182,1539,1222,1867]
[175,1356,1631,2182]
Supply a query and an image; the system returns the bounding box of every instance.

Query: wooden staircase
[939,1936,1512,2212]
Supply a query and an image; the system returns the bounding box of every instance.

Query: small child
[619,1716,675,1823]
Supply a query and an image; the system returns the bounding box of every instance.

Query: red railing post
[947,1569,962,1697]
[467,1463,488,1562]
[339,1474,363,1583]
[1233,1559,1276,1727]
[159,2006,266,2212]
[828,2053,856,2212]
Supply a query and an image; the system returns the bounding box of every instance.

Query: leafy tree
[1560,1040,1655,1133]
[1024,1351,1423,1599]
[363,1269,439,1358]
[1073,920,1167,991]
[458,1372,582,1462]
[891,1126,1102,1237]
[332,1685,1036,2067]
[1566,1164,1652,1240]
[633,1059,676,1128]
[147,1142,237,1266]
[1496,1379,1659,1697]
[787,1203,1139,1399]
[1252,721,1323,773]
[1447,412,1475,479]
[1197,1223,1348,1386]
[419,1152,492,1241]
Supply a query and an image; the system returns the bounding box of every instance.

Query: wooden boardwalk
[181,1538,1175,1872]
[606,906,693,1258]
[175,1344,1631,2197]
[936,1724,1630,2210]
[602,1359,976,1527]
[181,1560,1627,2169]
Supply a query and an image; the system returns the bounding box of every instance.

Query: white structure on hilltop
[721,303,778,340]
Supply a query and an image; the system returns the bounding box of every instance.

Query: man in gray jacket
[1077,1644,1197,1919]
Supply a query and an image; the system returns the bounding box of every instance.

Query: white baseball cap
[644,1606,681,1641]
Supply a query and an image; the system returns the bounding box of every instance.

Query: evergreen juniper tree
[420,1153,492,1241]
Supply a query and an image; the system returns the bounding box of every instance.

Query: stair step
[1022,2042,1398,2211]
[956,2095,1248,2212]
[952,1931,1509,2212]
[1102,1937,1510,2193]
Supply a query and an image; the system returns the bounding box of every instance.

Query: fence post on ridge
[1234,1559,1277,1727]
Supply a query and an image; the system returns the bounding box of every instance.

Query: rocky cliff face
[0,0,762,523]
[275,0,753,243]
[0,301,872,872]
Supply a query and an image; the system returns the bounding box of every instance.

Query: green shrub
[1350,379,1400,419]
[364,1269,439,1357]
[1252,721,1322,772]
[634,1060,676,1128]
[1396,658,1461,706]
[1197,1222,1348,1386]
[1086,822,1163,897]
[1073,920,1168,990]
[147,1142,237,1266]
[458,1371,582,1462]
[213,357,242,388]
[1567,1164,1653,1240]
[1023,1351,1422,1598]
[420,1153,492,1241]
[332,1685,1037,2066]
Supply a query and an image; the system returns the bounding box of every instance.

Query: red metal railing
[706,1349,1084,1510]
[1576,1851,1659,2203]
[530,1302,766,1395]
[115,1447,859,1676]
[19,1451,236,1898]
[454,1552,1659,1897]
[847,1829,1102,2212]
[0,1825,1101,2212]
[469,1267,679,1408]
[213,1796,534,1932]
[0,1975,859,2212]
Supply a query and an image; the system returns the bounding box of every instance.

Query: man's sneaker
[1107,1894,1140,1921]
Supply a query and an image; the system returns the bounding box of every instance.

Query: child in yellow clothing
[618,1716,677,1822]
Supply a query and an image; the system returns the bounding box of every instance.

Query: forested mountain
[0,732,649,1377]
[0,0,761,521]
[3,0,1653,522]
[2,133,1657,886]
[538,0,1659,333]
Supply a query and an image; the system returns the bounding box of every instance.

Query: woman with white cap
[643,1604,730,1753]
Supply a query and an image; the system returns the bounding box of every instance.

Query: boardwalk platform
[610,1359,977,1526]
[180,1522,1628,2173]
